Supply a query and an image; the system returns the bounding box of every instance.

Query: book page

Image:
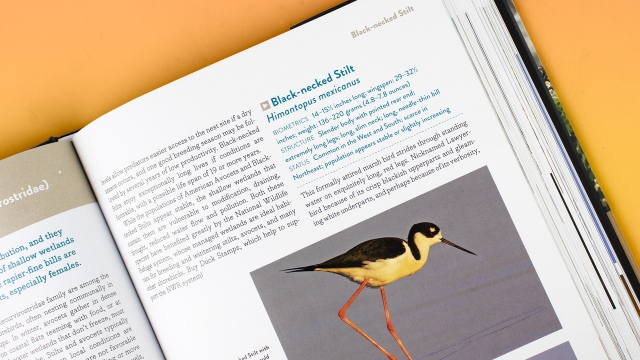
[72,0,608,359]
[0,142,164,360]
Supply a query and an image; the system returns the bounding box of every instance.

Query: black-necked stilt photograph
[283,222,476,360]
[251,167,567,360]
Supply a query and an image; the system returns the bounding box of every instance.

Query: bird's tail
[282,265,316,273]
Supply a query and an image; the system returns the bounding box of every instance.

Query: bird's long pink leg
[339,278,396,360]
[381,287,413,360]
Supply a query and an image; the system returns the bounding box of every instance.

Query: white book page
[0,143,164,360]
[73,0,606,359]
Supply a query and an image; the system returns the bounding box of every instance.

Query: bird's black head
[408,222,440,240]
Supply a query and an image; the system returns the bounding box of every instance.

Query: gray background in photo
[528,342,577,360]
[251,167,562,360]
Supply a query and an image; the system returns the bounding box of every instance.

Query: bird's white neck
[411,232,442,260]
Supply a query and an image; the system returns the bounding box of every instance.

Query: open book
[2,0,639,359]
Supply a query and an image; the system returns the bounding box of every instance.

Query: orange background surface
[1,1,638,262]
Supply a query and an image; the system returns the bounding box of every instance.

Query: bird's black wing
[314,237,407,269]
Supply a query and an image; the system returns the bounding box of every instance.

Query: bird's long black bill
[441,238,476,255]
[282,265,316,273]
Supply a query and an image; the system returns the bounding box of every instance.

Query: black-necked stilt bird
[285,222,476,360]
